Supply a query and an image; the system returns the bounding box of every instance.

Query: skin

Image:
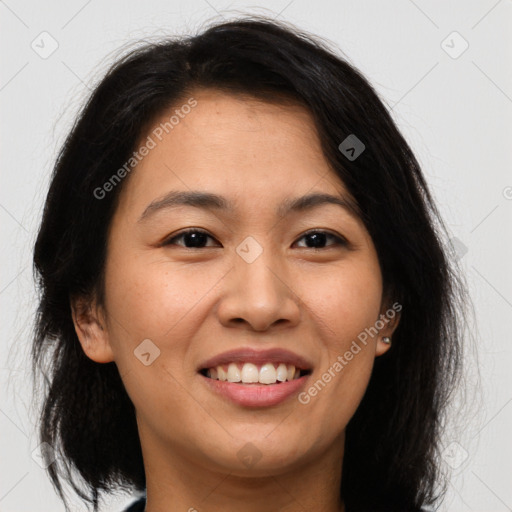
[72,89,400,512]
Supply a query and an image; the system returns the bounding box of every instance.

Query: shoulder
[123,497,146,511]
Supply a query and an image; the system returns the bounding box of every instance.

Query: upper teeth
[206,362,301,384]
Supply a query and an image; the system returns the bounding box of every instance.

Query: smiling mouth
[199,362,312,385]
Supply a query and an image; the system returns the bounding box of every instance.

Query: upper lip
[197,347,314,371]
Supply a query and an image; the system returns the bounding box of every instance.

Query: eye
[162,228,220,249]
[162,228,347,250]
[293,230,347,249]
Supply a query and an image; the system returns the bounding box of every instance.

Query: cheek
[306,262,383,347]
[103,255,221,357]
[102,258,213,415]
[297,262,382,423]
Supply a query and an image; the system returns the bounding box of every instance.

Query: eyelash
[162,228,347,250]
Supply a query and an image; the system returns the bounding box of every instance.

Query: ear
[375,299,402,357]
[70,294,115,363]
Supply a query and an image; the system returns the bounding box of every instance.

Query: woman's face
[75,89,397,477]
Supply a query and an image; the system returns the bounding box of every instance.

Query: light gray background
[1,1,511,511]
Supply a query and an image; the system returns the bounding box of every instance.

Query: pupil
[185,232,207,247]
[307,232,326,248]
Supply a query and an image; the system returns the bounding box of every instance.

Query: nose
[216,247,301,332]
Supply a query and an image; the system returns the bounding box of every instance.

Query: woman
[32,16,467,512]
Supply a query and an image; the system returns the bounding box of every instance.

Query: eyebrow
[138,190,360,222]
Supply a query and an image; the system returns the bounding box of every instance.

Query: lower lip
[199,374,310,408]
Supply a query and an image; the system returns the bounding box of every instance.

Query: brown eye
[162,229,347,250]
[294,230,347,249]
[163,229,220,249]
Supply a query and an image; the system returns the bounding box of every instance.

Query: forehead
[152,88,326,162]
[117,89,354,219]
